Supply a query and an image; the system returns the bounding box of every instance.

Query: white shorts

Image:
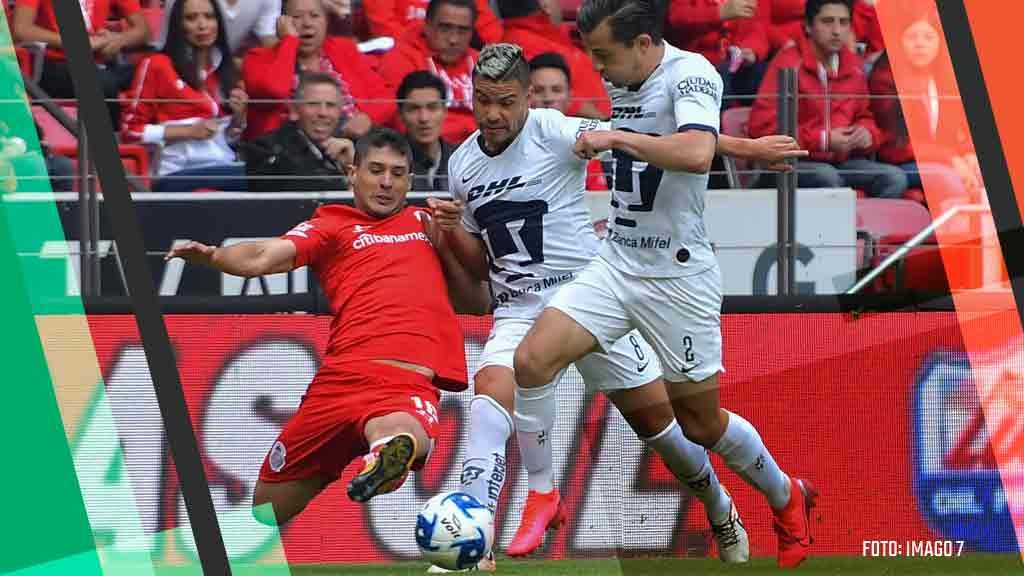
[547,256,724,386]
[478,317,661,393]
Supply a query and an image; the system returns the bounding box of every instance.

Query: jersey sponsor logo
[574,117,604,137]
[269,440,287,472]
[611,106,656,120]
[352,231,430,250]
[285,222,315,239]
[677,76,720,100]
[492,272,574,306]
[353,224,373,233]
[606,229,673,250]
[466,175,542,202]
[460,461,486,485]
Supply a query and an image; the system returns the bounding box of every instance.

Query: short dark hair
[529,52,572,84]
[397,71,449,106]
[577,0,666,45]
[474,43,531,88]
[292,72,342,102]
[354,127,413,168]
[426,0,478,22]
[497,0,540,19]
[805,0,852,23]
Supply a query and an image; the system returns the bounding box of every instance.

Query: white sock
[517,428,554,493]
[711,410,791,509]
[645,422,731,522]
[461,395,513,515]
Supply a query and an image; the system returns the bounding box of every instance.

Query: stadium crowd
[5,0,982,209]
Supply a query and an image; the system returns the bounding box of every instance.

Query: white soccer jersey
[600,43,723,278]
[449,108,607,319]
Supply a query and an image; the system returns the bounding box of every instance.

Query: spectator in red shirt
[379,0,479,144]
[763,0,804,52]
[363,0,502,45]
[121,0,248,192]
[666,0,769,101]
[852,0,883,60]
[242,0,395,141]
[528,52,609,191]
[12,0,150,127]
[764,0,882,57]
[749,0,906,198]
[498,0,610,119]
[869,11,979,200]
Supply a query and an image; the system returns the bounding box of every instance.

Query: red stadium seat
[856,198,947,292]
[33,104,151,190]
[720,106,759,188]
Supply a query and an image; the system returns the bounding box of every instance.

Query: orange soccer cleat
[506,489,566,557]
[771,477,818,568]
[348,433,417,503]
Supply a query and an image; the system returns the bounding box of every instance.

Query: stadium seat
[32,104,151,190]
[856,198,947,292]
[720,106,759,188]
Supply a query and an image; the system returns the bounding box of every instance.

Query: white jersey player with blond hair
[511,0,818,570]
[429,41,805,571]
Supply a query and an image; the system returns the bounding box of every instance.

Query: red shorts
[258,362,441,484]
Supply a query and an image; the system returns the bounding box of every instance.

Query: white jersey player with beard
[432,43,752,570]
[449,105,664,525]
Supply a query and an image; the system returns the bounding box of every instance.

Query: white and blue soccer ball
[415,491,494,570]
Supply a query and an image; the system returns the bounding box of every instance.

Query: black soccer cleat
[347,433,417,503]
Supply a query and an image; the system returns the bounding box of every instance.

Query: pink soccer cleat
[771,477,818,568]
[507,489,566,557]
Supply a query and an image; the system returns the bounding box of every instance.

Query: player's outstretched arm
[717,135,809,172]
[165,239,297,278]
[575,129,718,174]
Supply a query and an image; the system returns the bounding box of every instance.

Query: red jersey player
[166,128,489,525]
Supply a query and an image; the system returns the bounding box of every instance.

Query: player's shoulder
[449,131,483,171]
[662,43,720,83]
[527,107,573,136]
[308,204,358,227]
[661,44,723,100]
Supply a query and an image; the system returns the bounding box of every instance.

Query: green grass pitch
[157,554,1021,575]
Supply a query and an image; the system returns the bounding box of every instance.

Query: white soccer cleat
[709,492,750,563]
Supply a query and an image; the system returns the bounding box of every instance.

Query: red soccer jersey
[16,0,143,61]
[282,204,468,391]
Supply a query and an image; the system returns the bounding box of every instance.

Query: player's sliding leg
[605,382,749,563]
[668,381,816,568]
[348,411,432,503]
[252,475,329,526]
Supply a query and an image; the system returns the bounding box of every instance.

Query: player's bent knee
[513,341,557,388]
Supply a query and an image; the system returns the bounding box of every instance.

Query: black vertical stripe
[937,0,1024,302]
[50,5,232,574]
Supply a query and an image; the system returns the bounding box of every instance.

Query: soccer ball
[415,491,494,570]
